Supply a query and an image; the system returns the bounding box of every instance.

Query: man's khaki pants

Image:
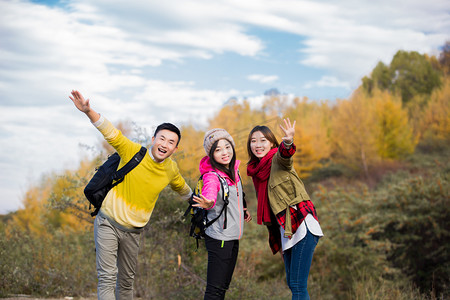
[94,213,142,300]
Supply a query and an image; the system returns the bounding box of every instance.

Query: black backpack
[84,146,147,216]
[184,172,229,248]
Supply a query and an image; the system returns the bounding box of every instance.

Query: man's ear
[172,146,178,154]
[151,136,155,145]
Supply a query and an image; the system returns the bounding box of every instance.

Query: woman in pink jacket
[192,128,252,300]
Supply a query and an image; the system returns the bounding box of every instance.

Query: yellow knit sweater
[95,117,191,228]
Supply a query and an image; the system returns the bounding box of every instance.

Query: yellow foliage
[8,183,51,238]
[10,79,446,239]
[6,159,95,238]
[173,125,205,180]
[331,90,379,176]
[373,89,416,159]
[419,78,450,143]
[332,88,416,177]
[207,99,271,185]
[284,97,333,177]
[50,162,95,229]
[197,96,335,179]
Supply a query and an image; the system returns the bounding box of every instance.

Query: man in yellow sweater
[69,90,192,300]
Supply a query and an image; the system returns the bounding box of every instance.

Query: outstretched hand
[69,90,100,122]
[192,194,214,210]
[69,90,91,113]
[279,118,296,144]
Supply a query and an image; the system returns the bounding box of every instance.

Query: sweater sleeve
[177,183,193,201]
[279,142,296,158]
[93,115,120,142]
[169,162,193,201]
[92,115,140,162]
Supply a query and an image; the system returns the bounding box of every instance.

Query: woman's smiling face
[250,131,274,159]
[213,139,234,167]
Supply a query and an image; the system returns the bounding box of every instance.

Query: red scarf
[247,148,278,225]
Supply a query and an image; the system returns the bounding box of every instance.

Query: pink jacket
[199,156,241,209]
[199,156,244,240]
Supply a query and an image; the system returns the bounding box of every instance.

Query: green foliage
[362,61,392,93]
[2,147,447,300]
[370,173,450,296]
[309,171,449,299]
[0,225,96,297]
[363,50,442,104]
[311,185,393,299]
[3,45,450,299]
[304,162,350,184]
[390,51,442,103]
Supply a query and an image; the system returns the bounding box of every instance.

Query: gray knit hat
[203,128,235,155]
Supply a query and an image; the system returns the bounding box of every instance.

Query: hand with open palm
[279,118,296,146]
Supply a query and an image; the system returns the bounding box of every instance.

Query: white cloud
[303,76,351,90]
[1,0,448,105]
[247,74,279,84]
[0,0,449,213]
[0,79,238,214]
[220,0,449,83]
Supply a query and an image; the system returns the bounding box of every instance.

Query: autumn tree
[331,87,418,178]
[283,97,333,177]
[48,159,97,224]
[391,51,442,103]
[362,61,392,94]
[419,78,450,146]
[362,50,442,104]
[331,91,379,179]
[8,183,52,238]
[373,89,416,159]
[173,124,205,180]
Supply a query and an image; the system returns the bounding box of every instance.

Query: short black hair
[154,123,181,146]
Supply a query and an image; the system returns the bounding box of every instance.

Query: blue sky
[0,0,449,213]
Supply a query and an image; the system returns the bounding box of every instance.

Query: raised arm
[279,118,296,148]
[69,90,101,123]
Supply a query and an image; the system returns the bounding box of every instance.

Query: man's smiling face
[150,129,179,162]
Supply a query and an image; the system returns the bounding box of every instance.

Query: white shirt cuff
[92,114,104,127]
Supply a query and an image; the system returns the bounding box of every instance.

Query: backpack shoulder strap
[183,174,204,217]
[112,146,147,186]
[205,172,230,228]
[216,174,229,203]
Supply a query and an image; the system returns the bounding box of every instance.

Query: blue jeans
[283,230,319,300]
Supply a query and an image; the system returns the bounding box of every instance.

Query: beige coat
[268,150,310,237]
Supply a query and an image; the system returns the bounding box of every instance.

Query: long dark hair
[209,139,236,183]
[247,125,279,164]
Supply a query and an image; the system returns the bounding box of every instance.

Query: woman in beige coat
[246,119,323,300]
